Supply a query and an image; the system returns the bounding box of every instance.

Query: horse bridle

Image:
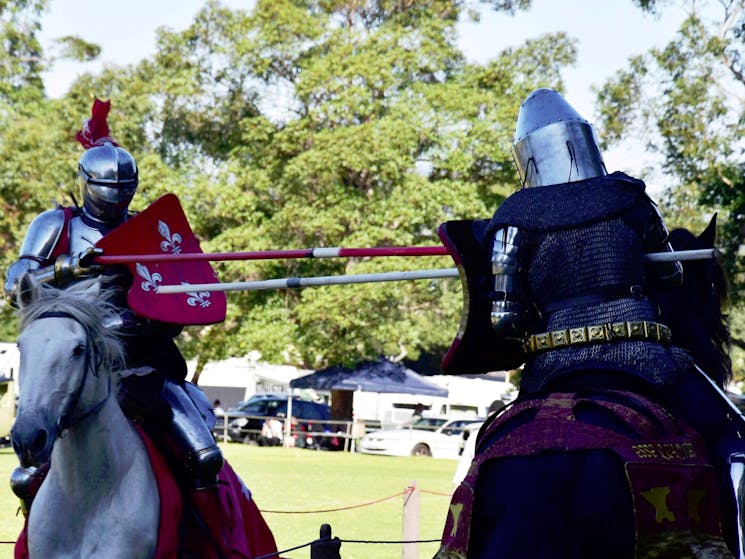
[35,310,111,435]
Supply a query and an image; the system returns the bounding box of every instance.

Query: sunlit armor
[490,226,529,340]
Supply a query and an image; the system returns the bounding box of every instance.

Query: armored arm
[4,209,66,302]
[4,209,103,304]
[491,225,530,340]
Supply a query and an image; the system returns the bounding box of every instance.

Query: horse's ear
[16,273,39,309]
[698,213,718,248]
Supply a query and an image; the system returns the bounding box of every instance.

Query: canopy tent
[290,358,448,397]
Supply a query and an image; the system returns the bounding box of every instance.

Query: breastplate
[68,215,109,255]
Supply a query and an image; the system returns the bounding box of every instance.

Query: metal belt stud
[524,320,672,354]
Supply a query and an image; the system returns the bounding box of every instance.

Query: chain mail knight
[490,87,685,394]
[436,88,745,558]
[5,99,223,514]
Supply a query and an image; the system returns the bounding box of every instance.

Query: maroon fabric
[436,390,726,557]
[48,206,73,260]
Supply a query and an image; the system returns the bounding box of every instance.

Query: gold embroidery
[449,503,464,538]
[641,486,675,523]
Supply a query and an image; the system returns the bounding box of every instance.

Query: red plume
[76,98,120,149]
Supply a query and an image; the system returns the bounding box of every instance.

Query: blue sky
[39,0,688,182]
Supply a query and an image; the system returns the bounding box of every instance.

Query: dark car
[226,395,330,445]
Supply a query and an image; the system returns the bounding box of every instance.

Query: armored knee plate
[161,379,224,486]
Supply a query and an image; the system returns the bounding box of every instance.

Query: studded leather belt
[523,320,672,354]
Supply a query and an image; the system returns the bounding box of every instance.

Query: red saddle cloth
[15,428,280,559]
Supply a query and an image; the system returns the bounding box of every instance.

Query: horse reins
[35,310,111,435]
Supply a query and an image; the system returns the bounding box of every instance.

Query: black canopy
[291,358,448,397]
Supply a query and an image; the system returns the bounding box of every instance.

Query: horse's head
[657,215,731,387]
[10,278,124,467]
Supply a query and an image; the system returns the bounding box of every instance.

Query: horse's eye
[73,344,86,358]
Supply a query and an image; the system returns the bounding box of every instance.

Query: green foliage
[0,0,47,104]
[123,0,569,368]
[0,1,574,371]
[53,35,100,62]
[596,0,745,377]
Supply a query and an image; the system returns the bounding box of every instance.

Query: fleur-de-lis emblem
[137,263,162,292]
[158,220,182,254]
[181,282,212,308]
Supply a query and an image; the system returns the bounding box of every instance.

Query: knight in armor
[489,87,685,395]
[436,88,744,557]
[5,99,223,512]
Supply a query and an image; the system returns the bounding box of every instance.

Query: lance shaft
[97,246,719,265]
[96,245,448,264]
[155,247,719,295]
[157,268,460,294]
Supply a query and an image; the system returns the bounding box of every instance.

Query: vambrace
[4,258,41,304]
[491,226,529,340]
[644,202,683,287]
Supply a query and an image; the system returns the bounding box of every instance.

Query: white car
[358,416,485,459]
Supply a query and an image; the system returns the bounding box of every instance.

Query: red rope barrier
[259,490,406,514]
[419,489,453,497]
[257,487,452,515]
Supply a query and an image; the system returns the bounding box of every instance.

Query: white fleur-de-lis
[158,220,183,254]
[137,263,163,292]
[181,282,212,308]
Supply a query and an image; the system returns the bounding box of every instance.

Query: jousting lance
[96,245,449,264]
[154,248,721,295]
[97,245,719,265]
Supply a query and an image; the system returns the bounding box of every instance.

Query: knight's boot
[10,464,47,515]
[161,379,224,489]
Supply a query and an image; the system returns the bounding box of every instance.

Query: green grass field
[0,443,457,559]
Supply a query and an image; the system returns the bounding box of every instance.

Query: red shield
[96,194,227,325]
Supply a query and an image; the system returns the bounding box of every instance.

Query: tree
[596,0,745,380]
[0,0,579,371]
[79,0,577,368]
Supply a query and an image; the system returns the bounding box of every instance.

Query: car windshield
[236,399,288,415]
[410,418,448,430]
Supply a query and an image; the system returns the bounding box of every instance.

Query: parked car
[226,395,331,445]
[358,416,485,459]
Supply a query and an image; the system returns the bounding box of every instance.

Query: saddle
[437,389,733,558]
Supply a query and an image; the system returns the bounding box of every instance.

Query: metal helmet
[78,141,138,222]
[512,88,606,188]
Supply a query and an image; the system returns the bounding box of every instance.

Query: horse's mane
[17,279,125,376]
[657,219,731,387]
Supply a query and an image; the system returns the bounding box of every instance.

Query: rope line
[251,536,443,559]
[420,488,453,497]
[259,490,406,514]
[1,488,454,547]
[253,540,314,559]
[340,538,442,544]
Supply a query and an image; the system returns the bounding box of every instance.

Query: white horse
[10,281,159,559]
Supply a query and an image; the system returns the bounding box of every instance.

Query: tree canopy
[0,0,579,370]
